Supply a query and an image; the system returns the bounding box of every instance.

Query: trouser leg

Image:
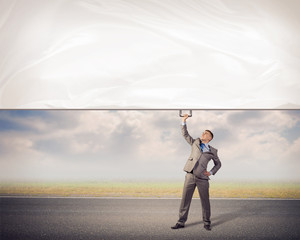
[196,178,211,226]
[178,173,196,225]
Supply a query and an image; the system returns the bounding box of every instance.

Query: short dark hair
[205,130,214,140]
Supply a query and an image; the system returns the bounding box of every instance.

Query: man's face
[201,130,212,142]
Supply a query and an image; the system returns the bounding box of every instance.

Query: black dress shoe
[204,225,211,231]
[171,223,184,229]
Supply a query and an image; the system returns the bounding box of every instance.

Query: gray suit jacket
[182,124,221,180]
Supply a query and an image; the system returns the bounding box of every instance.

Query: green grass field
[1,181,299,199]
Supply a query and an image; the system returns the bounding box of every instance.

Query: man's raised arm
[181,114,195,146]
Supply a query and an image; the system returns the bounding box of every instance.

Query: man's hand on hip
[204,170,211,176]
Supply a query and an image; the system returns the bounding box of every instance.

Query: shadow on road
[184,207,245,228]
[184,209,241,228]
[185,221,203,228]
[212,209,242,227]
[185,203,265,228]
[212,202,267,227]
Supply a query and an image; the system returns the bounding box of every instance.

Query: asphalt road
[1,197,300,240]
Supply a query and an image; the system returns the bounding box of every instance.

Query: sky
[0,110,299,182]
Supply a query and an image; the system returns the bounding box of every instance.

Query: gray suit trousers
[178,173,211,226]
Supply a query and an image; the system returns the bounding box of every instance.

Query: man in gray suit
[171,114,222,231]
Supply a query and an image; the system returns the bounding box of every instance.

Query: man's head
[200,130,214,143]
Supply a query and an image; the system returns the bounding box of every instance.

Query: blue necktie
[200,143,204,152]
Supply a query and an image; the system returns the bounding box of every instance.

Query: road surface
[1,197,300,240]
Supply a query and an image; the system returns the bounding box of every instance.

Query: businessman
[171,113,222,231]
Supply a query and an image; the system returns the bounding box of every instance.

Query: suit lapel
[196,139,202,152]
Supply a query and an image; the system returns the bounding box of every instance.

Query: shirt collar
[200,141,210,148]
[203,142,209,148]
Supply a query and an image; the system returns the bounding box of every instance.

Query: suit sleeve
[181,124,195,146]
[210,150,222,175]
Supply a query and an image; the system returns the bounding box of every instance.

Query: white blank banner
[0,0,299,109]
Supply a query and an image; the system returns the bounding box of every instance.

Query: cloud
[0,110,299,181]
